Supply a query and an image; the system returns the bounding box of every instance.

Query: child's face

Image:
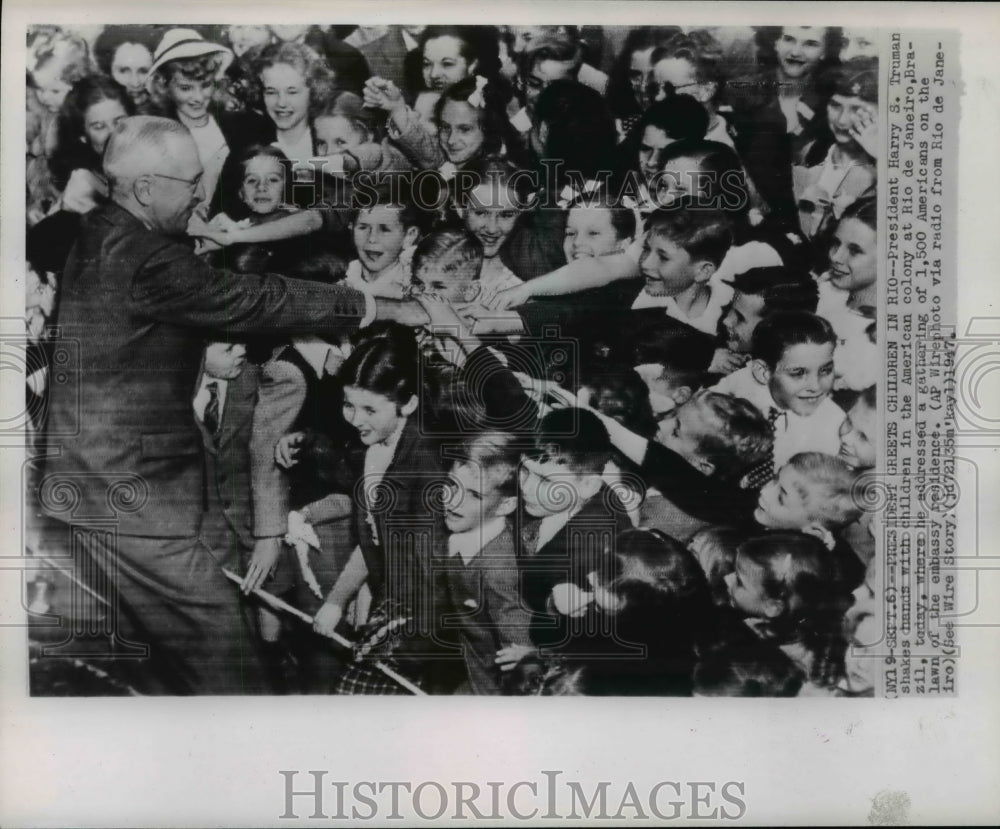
[422,35,474,92]
[314,115,365,155]
[519,457,589,518]
[353,206,416,275]
[342,385,411,446]
[525,58,575,114]
[655,155,705,206]
[438,100,484,165]
[444,461,510,534]
[228,25,271,57]
[111,42,152,104]
[629,47,656,109]
[722,290,767,354]
[633,363,681,416]
[462,183,520,258]
[261,63,310,133]
[563,207,628,261]
[239,155,285,215]
[839,400,877,469]
[31,62,73,113]
[828,94,878,145]
[416,250,481,304]
[638,125,672,184]
[765,341,835,416]
[640,232,701,297]
[840,28,878,62]
[654,394,718,473]
[724,554,777,618]
[204,342,247,380]
[84,98,129,154]
[775,27,825,80]
[754,464,819,529]
[834,319,878,391]
[167,73,215,124]
[828,218,876,294]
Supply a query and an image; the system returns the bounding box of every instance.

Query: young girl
[795,60,878,241]
[308,327,459,693]
[542,528,715,696]
[311,91,412,176]
[724,530,853,692]
[817,197,876,318]
[93,25,157,112]
[48,76,134,214]
[373,74,523,178]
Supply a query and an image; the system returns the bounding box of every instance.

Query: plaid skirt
[334,599,428,695]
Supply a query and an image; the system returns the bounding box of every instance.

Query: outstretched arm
[489,252,641,309]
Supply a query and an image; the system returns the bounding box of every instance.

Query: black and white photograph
[2,1,998,825]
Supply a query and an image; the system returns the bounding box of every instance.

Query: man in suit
[40,116,430,695]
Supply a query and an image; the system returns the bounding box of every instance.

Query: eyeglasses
[149,172,204,190]
[646,79,702,100]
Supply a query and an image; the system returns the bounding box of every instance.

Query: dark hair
[338,323,420,406]
[654,139,751,219]
[632,321,715,389]
[750,310,837,369]
[453,155,537,209]
[644,203,734,267]
[694,636,805,696]
[93,25,157,76]
[857,384,876,412]
[352,179,433,235]
[521,33,583,80]
[754,26,844,68]
[837,194,877,232]
[213,143,292,221]
[433,74,523,163]
[824,56,878,104]
[605,26,684,119]
[533,79,619,187]
[728,266,819,316]
[736,531,853,688]
[49,75,135,190]
[565,199,637,242]
[418,26,501,82]
[635,94,710,144]
[534,407,611,475]
[583,363,657,440]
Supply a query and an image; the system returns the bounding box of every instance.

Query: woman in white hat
[147,28,269,209]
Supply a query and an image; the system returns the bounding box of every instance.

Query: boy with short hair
[440,431,535,694]
[630,320,716,417]
[710,265,819,376]
[712,309,845,467]
[513,408,633,651]
[345,186,427,298]
[630,207,734,336]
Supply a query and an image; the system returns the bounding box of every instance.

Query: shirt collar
[448,516,508,564]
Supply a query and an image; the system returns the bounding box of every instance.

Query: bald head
[103,116,205,235]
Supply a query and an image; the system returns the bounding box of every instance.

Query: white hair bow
[466,75,489,108]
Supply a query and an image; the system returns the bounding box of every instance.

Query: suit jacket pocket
[140,431,202,460]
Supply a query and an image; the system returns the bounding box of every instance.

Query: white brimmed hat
[146,28,233,91]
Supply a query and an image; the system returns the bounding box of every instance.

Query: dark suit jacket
[199,362,260,558]
[42,203,370,537]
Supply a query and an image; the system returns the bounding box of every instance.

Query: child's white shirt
[345,248,414,299]
[630,279,733,336]
[815,273,852,324]
[447,516,509,566]
[711,365,846,466]
[187,115,228,208]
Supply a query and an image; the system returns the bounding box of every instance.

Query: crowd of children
[26,23,881,697]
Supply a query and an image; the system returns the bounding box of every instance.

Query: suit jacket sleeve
[127,237,369,338]
[250,357,307,538]
[482,558,534,649]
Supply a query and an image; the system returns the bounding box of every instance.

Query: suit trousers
[73,524,268,695]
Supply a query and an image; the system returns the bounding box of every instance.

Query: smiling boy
[712,310,846,466]
[345,190,425,298]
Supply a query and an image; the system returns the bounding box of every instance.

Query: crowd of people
[25,23,881,697]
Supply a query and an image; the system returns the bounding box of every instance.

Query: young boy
[711,265,819,377]
[440,432,535,694]
[591,390,772,541]
[630,320,716,417]
[344,187,425,298]
[512,408,633,652]
[712,310,845,466]
[629,207,735,336]
[838,385,877,470]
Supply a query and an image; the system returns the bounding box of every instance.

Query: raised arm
[489,252,641,310]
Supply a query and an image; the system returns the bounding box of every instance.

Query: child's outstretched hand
[550,582,594,617]
[275,431,306,468]
[708,347,750,375]
[495,643,536,672]
[487,282,533,310]
[363,77,405,113]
